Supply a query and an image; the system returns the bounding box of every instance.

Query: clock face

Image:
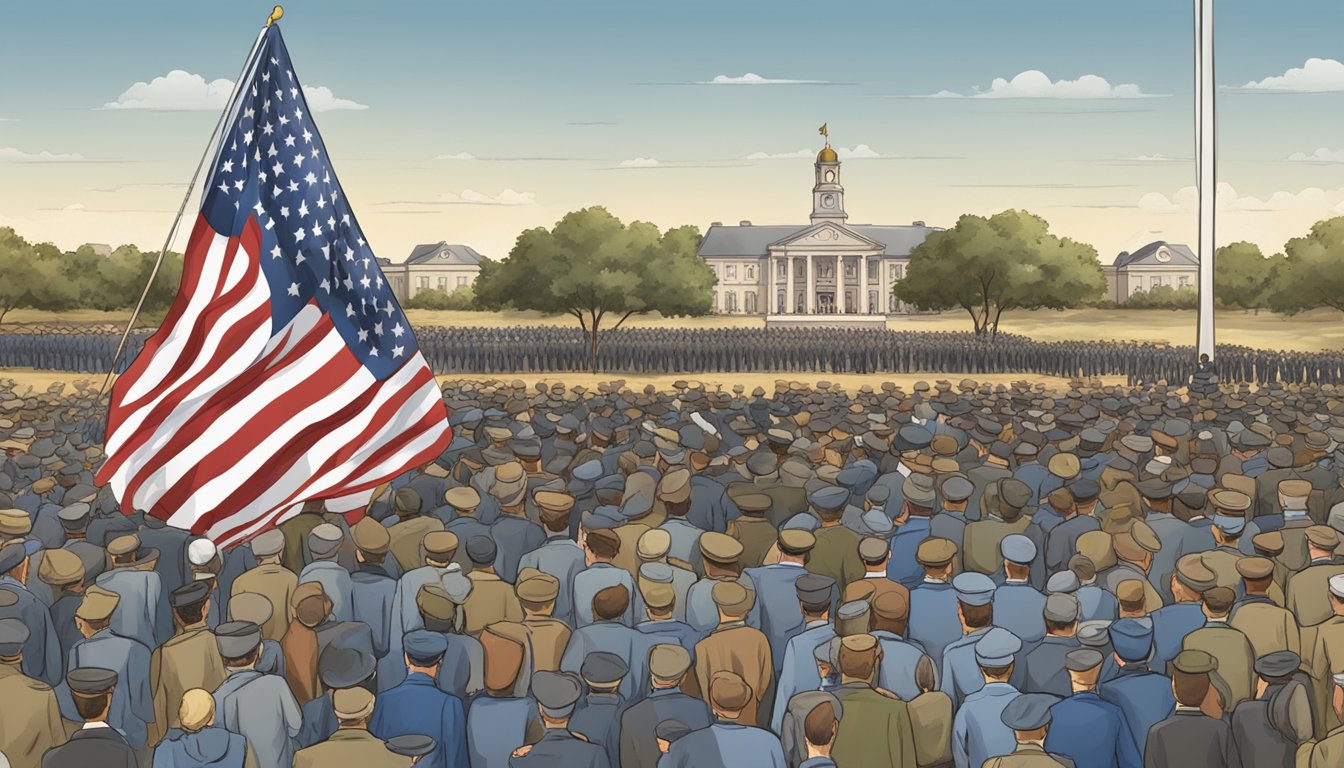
[821,193,836,209]
[824,170,836,183]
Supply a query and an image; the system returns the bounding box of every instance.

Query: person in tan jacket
[693,580,773,727]
[292,687,407,768]
[229,530,296,642]
[149,581,226,745]
[0,617,65,768]
[496,568,571,674]
[460,535,523,636]
[1228,556,1300,659]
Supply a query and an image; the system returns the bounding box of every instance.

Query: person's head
[216,620,263,670]
[1306,526,1340,562]
[67,667,117,722]
[74,586,119,639]
[333,687,376,730]
[1173,668,1212,708]
[249,530,285,566]
[956,601,992,633]
[1238,557,1275,597]
[647,644,692,691]
[169,581,212,629]
[974,627,1021,683]
[708,671,753,722]
[583,529,620,565]
[803,698,840,755]
[422,531,459,568]
[592,584,630,622]
[178,688,216,734]
[1201,586,1235,621]
[1066,649,1103,693]
[914,655,938,694]
[404,630,448,676]
[837,634,882,685]
[1001,693,1056,745]
[870,591,910,637]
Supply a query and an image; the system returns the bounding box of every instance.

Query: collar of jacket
[714,621,747,633]
[357,563,390,577]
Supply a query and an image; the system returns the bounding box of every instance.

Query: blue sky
[3,0,1344,262]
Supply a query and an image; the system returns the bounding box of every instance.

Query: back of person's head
[592,584,630,621]
[1173,669,1211,707]
[803,699,838,748]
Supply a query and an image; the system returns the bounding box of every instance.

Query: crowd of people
[4,324,1344,386]
[3,372,1344,767]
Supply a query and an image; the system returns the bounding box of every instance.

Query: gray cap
[214,620,263,658]
[836,599,870,622]
[532,671,583,718]
[974,627,1022,667]
[809,487,849,513]
[1000,534,1036,565]
[1000,693,1059,730]
[639,562,674,584]
[440,565,473,603]
[795,574,836,604]
[1043,593,1080,623]
[940,476,974,502]
[385,735,436,758]
[1077,620,1112,649]
[0,617,29,656]
[307,523,343,557]
[250,529,285,557]
[66,667,118,695]
[953,572,996,606]
[580,651,629,685]
[1065,648,1103,672]
[466,535,497,565]
[1046,571,1080,594]
[902,475,937,506]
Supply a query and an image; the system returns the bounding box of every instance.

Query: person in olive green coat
[829,634,917,768]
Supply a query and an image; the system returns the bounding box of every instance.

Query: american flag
[97,25,450,547]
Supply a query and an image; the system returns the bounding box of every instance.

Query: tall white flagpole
[1195,0,1216,360]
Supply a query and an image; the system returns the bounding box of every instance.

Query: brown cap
[1208,489,1252,513]
[641,580,676,610]
[858,537,889,563]
[37,548,84,586]
[516,569,560,602]
[1308,525,1341,550]
[534,490,575,513]
[637,529,672,560]
[1116,579,1146,604]
[333,687,375,720]
[778,529,816,556]
[351,517,390,556]
[709,671,753,711]
[444,486,480,510]
[870,590,909,621]
[916,538,957,568]
[734,494,771,516]
[423,531,459,557]
[711,581,753,616]
[416,584,458,621]
[292,582,331,627]
[699,532,743,565]
[76,586,120,621]
[1252,531,1285,556]
[1278,479,1312,499]
[1172,649,1218,674]
[1174,554,1218,592]
[481,625,526,692]
[657,469,692,504]
[648,644,692,680]
[1129,520,1161,554]
[1236,556,1274,580]
[106,534,141,558]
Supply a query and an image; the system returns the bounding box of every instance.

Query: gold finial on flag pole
[267,5,284,26]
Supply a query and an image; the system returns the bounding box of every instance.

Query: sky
[3,0,1344,264]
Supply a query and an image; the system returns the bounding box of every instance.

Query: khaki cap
[534,490,574,513]
[1172,649,1218,674]
[916,537,957,568]
[1278,479,1312,498]
[228,592,274,626]
[417,584,457,621]
[106,534,141,558]
[1252,531,1285,556]
[1236,557,1274,580]
[778,529,816,556]
[0,510,29,537]
[637,529,672,560]
[351,517,390,555]
[444,487,480,510]
[699,533,743,564]
[709,671,753,711]
[1130,520,1162,553]
[423,531,459,557]
[333,687,376,720]
[1174,553,1218,592]
[1116,579,1145,603]
[641,581,676,610]
[494,462,525,484]
[1307,525,1341,550]
[516,570,560,602]
[178,688,215,732]
[38,548,84,586]
[1208,489,1252,512]
[734,494,772,515]
[870,590,909,621]
[657,469,691,504]
[76,586,120,621]
[711,581,752,615]
[648,644,692,680]
[1048,453,1081,480]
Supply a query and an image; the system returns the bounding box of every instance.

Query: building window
[438,277,449,291]
[745,264,757,281]
[724,291,738,312]
[778,291,786,314]
[1179,275,1189,288]
[844,261,856,279]
[818,262,834,280]
[417,276,429,289]
[726,265,737,281]
[744,291,757,314]
[457,276,470,288]
[868,260,878,280]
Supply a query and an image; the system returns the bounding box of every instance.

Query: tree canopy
[1214,241,1282,311]
[474,207,713,370]
[1268,216,1344,315]
[894,210,1105,337]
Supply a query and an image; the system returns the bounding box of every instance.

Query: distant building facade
[697,145,939,316]
[385,241,485,303]
[1102,241,1199,303]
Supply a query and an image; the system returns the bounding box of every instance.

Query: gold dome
[817,144,838,163]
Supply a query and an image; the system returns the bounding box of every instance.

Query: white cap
[187,538,218,566]
[1329,574,1344,600]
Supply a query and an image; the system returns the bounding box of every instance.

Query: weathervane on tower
[818,122,829,145]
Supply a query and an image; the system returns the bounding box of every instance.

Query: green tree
[1268,216,1344,314]
[1122,284,1198,309]
[403,284,477,310]
[894,210,1105,337]
[1214,241,1281,312]
[0,228,78,323]
[475,206,713,371]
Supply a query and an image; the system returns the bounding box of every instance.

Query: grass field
[4,306,1343,352]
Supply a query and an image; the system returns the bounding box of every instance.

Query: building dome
[816,144,838,163]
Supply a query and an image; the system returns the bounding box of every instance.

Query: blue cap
[837,464,875,490]
[1109,618,1154,662]
[572,460,603,483]
[1000,534,1037,565]
[1001,693,1059,730]
[856,509,894,538]
[1046,571,1080,594]
[404,630,448,663]
[897,425,932,450]
[953,572,997,606]
[1213,515,1246,535]
[781,513,819,532]
[582,506,626,531]
[974,627,1022,667]
[809,486,849,513]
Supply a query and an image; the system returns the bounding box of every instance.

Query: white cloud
[62,203,86,212]
[1236,58,1344,92]
[0,147,85,163]
[928,70,1162,99]
[1139,183,1344,213]
[744,144,886,160]
[699,73,828,85]
[100,70,367,111]
[1288,147,1344,163]
[744,149,812,160]
[442,189,535,206]
[838,144,882,159]
[617,157,660,168]
[1131,154,1178,162]
[434,152,477,161]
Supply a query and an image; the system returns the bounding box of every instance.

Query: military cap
[1172,649,1218,674]
[711,581,752,615]
[1278,479,1312,501]
[917,537,957,568]
[839,634,879,659]
[1001,693,1058,731]
[56,502,91,529]
[1134,478,1174,500]
[901,475,936,507]
[393,487,424,516]
[66,667,118,695]
[1116,579,1146,605]
[404,630,449,664]
[1000,534,1036,565]
[76,586,120,622]
[1308,526,1341,550]
[227,592,273,626]
[250,529,285,557]
[1067,478,1100,502]
[974,627,1022,667]
[929,434,959,457]
[1109,617,1153,661]
[1130,520,1162,553]
[349,517,390,556]
[533,671,583,717]
[1208,488,1252,514]
[516,570,561,603]
[581,651,629,686]
[795,573,836,604]
[853,537,888,565]
[0,509,29,537]
[1047,453,1081,480]
[997,478,1032,509]
[641,577,676,610]
[778,529,817,556]
[1252,531,1285,556]
[699,532,743,564]
[1063,648,1103,674]
[1046,571,1080,594]
[746,452,779,477]
[954,572,997,606]
[418,532,458,561]
[0,617,29,657]
[572,460,604,483]
[37,547,84,586]
[1231,556,1272,581]
[1255,650,1302,680]
[657,469,692,504]
[709,671,753,711]
[735,494,772,516]
[319,644,376,689]
[1174,554,1218,592]
[633,527,672,561]
[170,580,211,610]
[215,620,262,658]
[809,486,849,513]
[187,538,218,567]
[896,425,932,451]
[655,719,693,743]
[385,735,437,758]
[836,599,870,627]
[463,535,497,566]
[1267,447,1295,469]
[1329,574,1344,600]
[940,476,974,502]
[782,512,820,532]
[648,644,692,680]
[1076,620,1112,649]
[444,486,481,510]
[1044,593,1080,623]
[333,686,376,720]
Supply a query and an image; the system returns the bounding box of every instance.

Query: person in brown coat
[387,487,445,575]
[694,580,773,726]
[149,581,227,745]
[461,536,523,636]
[727,494,780,569]
[0,618,65,768]
[1286,526,1344,627]
[501,568,571,674]
[281,581,330,705]
[1228,556,1300,659]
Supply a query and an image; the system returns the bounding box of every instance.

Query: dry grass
[5,307,1343,351]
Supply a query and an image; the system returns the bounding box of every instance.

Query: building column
[806,255,816,313]
[859,255,869,314]
[837,255,847,314]
[786,256,795,314]
[769,256,778,314]
[880,257,889,315]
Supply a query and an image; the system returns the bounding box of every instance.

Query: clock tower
[811,140,846,225]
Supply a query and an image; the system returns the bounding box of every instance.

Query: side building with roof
[697,142,940,318]
[385,242,486,303]
[1101,241,1199,303]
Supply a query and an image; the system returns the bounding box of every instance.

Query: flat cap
[170,581,211,609]
[648,644,692,680]
[699,532,743,564]
[974,627,1022,667]
[582,507,625,532]
[1255,650,1302,679]
[350,517,391,556]
[858,536,889,563]
[1172,649,1218,674]
[333,687,376,720]
[778,529,817,556]
[76,586,120,621]
[581,650,629,686]
[1044,593,1080,623]
[657,469,692,504]
[1236,556,1274,580]
[1308,526,1341,550]
[444,486,481,510]
[1000,534,1036,565]
[1174,554,1218,592]
[953,572,996,606]
[385,735,437,758]
[1046,571,1080,594]
[319,644,376,689]
[1001,693,1058,731]
[227,592,273,626]
[917,537,957,568]
[0,617,30,657]
[1279,479,1313,499]
[404,630,449,663]
[940,476,974,503]
[1076,620,1112,649]
[710,671,753,711]
[1252,531,1285,556]
[1048,453,1081,480]
[0,509,29,537]
[1116,579,1146,605]
[57,503,91,527]
[902,475,936,506]
[1065,648,1103,673]
[249,529,285,557]
[307,523,343,557]
[1109,617,1154,661]
[533,671,584,717]
[711,581,752,614]
[795,573,836,605]
[735,494,772,516]
[214,620,263,658]
[37,547,84,586]
[997,478,1032,509]
[66,667,118,695]
[465,535,497,565]
[1208,489,1252,514]
[809,486,849,513]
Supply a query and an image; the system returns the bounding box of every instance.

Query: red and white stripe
[98,213,449,547]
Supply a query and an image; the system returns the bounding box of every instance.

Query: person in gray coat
[618,644,711,768]
[299,524,355,623]
[1020,594,1081,696]
[211,620,303,768]
[518,499,586,625]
